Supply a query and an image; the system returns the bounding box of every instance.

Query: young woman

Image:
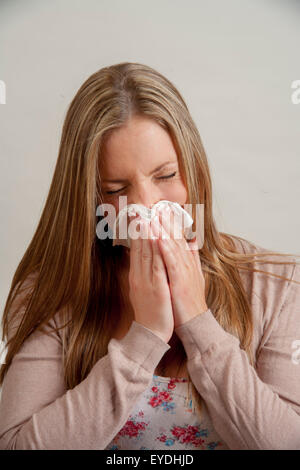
[0,62,300,450]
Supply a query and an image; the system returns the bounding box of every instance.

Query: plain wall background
[0,0,299,342]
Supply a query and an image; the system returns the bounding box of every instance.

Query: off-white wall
[0,0,299,337]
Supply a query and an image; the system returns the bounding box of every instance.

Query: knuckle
[153,263,163,276]
[169,262,177,274]
[132,242,141,252]
[129,276,138,291]
[141,252,152,261]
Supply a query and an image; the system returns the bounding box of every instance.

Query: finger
[156,207,171,239]
[153,213,171,240]
[150,219,168,283]
[128,214,140,246]
[155,213,191,279]
[159,209,185,244]
[140,220,153,280]
[187,236,199,253]
[129,217,142,280]
[159,211,193,267]
[156,231,180,286]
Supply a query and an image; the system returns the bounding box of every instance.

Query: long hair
[1,62,300,420]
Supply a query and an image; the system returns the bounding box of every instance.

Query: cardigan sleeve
[174,261,300,450]
[0,302,171,449]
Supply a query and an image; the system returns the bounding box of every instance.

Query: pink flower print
[160,391,171,401]
[151,386,158,393]
[167,377,185,389]
[171,425,206,447]
[167,381,176,390]
[207,441,223,450]
[156,434,175,447]
[157,434,167,443]
[148,390,172,408]
[118,419,148,438]
[149,395,163,407]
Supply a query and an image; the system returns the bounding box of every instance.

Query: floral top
[105,375,228,450]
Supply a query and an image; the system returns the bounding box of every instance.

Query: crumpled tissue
[112,200,194,249]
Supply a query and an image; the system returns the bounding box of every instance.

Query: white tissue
[112,200,194,248]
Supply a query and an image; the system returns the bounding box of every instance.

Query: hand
[152,208,208,329]
[128,215,175,343]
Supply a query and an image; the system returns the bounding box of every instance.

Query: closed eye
[158,171,177,180]
[105,172,177,195]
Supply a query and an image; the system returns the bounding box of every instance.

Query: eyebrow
[102,160,177,183]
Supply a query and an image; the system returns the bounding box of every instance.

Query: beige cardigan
[0,237,300,449]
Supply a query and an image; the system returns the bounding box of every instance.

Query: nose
[131,183,160,210]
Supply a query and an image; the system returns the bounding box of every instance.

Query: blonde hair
[1,62,300,422]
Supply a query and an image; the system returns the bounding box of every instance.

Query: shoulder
[227,234,299,335]
[229,234,297,283]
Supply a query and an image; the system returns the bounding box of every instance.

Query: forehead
[99,117,178,176]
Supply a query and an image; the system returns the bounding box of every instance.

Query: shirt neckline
[153,374,190,383]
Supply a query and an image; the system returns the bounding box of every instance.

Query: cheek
[99,198,119,226]
[102,196,121,215]
[164,181,188,205]
[179,183,188,204]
